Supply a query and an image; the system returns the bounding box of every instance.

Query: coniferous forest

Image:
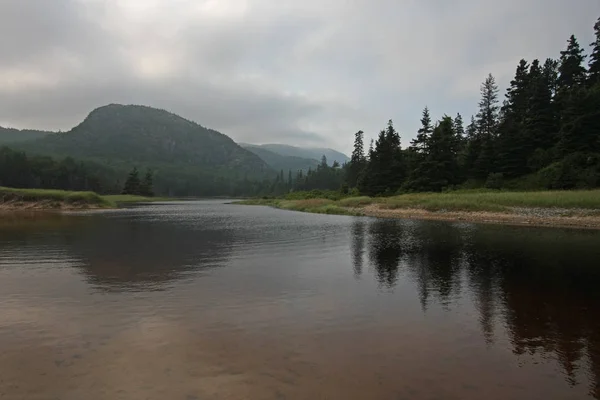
[340,19,600,196]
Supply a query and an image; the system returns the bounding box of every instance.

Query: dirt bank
[360,204,600,229]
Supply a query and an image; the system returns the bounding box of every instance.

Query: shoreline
[235,194,600,230]
[358,204,600,230]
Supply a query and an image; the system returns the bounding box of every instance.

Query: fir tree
[139,169,154,197]
[348,130,366,187]
[453,113,465,140]
[411,107,433,152]
[472,74,500,179]
[589,17,600,86]
[122,167,141,195]
[558,35,587,92]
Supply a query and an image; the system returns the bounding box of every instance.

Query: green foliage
[0,186,110,207]
[0,146,119,194]
[0,127,51,144]
[485,173,504,189]
[341,21,600,198]
[14,104,274,196]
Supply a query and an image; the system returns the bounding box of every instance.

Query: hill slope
[244,144,349,165]
[17,104,274,196]
[0,127,52,144]
[240,144,319,173]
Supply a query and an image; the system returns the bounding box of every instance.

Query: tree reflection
[356,219,600,397]
[366,219,405,288]
[350,220,366,278]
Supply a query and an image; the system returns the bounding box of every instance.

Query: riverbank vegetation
[0,186,111,209]
[239,189,600,214]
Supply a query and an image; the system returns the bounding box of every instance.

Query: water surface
[1,200,599,399]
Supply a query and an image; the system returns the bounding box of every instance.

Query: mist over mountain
[240,143,349,166]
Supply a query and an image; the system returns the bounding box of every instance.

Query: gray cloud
[1,0,599,153]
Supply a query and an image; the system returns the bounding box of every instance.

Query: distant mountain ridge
[240,144,319,173]
[239,143,349,166]
[0,126,52,144]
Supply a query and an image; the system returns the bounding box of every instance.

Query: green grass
[236,198,363,216]
[102,194,171,203]
[381,190,600,211]
[237,189,600,216]
[0,186,110,208]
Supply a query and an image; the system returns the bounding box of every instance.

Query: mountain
[243,144,350,166]
[0,127,52,144]
[16,104,274,196]
[240,144,319,173]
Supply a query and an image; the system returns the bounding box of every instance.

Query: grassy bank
[103,194,171,204]
[237,189,600,216]
[238,197,363,216]
[0,187,174,210]
[0,186,111,209]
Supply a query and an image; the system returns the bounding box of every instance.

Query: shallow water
[1,200,599,399]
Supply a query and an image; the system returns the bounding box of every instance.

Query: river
[1,200,599,399]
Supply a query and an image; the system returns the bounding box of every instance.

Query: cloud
[1,0,599,153]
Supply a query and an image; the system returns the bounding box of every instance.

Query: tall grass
[382,190,600,211]
[102,194,170,203]
[0,186,110,207]
[237,189,600,215]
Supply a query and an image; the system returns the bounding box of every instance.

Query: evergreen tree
[476,73,500,138]
[411,107,433,152]
[496,60,531,177]
[320,155,328,168]
[557,35,587,92]
[359,120,404,195]
[122,167,141,195]
[472,74,500,179]
[288,170,293,187]
[420,116,460,191]
[589,17,600,86]
[348,130,366,187]
[453,113,465,140]
[139,169,154,197]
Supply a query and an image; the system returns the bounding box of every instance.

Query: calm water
[1,201,600,400]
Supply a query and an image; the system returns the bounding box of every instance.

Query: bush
[485,173,504,189]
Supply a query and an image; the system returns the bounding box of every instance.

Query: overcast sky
[1,0,599,154]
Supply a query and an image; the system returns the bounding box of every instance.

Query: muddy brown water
[1,200,599,399]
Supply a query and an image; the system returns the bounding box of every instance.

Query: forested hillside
[14,104,275,196]
[0,127,51,144]
[240,144,319,173]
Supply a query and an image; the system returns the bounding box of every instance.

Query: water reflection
[355,218,600,397]
[0,211,235,291]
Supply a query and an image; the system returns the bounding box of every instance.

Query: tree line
[0,146,157,195]
[0,146,117,193]
[345,18,600,194]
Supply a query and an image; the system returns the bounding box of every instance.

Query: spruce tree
[496,59,531,177]
[476,73,500,138]
[139,169,154,197]
[453,113,465,140]
[589,17,600,86]
[473,74,500,179]
[557,35,587,92]
[348,130,366,187]
[411,107,433,153]
[420,116,460,191]
[122,167,141,195]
